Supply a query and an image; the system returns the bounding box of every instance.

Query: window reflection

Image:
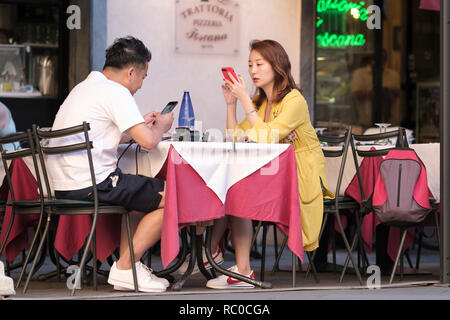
[315,0,440,142]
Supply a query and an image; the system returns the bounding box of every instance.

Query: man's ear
[126,66,135,79]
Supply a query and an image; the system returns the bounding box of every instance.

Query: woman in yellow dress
[205,39,334,289]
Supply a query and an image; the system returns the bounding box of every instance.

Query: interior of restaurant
[315,0,440,143]
[0,0,69,131]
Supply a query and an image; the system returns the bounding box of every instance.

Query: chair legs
[23,213,53,293]
[272,236,287,275]
[389,227,408,284]
[70,213,100,296]
[0,211,16,259]
[335,212,363,285]
[292,252,296,287]
[125,213,138,293]
[305,251,319,284]
[70,212,138,296]
[260,222,268,282]
[306,213,329,278]
[16,208,46,288]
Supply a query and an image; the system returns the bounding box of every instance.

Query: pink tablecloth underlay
[161,145,303,268]
[0,159,41,263]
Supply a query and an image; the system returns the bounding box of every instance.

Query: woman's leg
[229,216,253,275]
[210,216,229,254]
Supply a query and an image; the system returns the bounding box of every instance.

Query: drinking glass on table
[374,123,391,145]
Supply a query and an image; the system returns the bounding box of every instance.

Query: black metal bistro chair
[254,130,359,287]
[0,130,48,286]
[23,122,138,296]
[304,127,366,285]
[340,128,410,283]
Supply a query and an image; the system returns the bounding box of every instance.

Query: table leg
[154,228,189,277]
[260,222,267,281]
[195,234,214,280]
[171,226,199,291]
[204,226,272,289]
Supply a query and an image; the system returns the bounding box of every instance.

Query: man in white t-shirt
[49,36,174,292]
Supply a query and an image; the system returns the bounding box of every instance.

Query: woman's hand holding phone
[223,73,249,103]
[222,83,238,106]
[221,67,249,102]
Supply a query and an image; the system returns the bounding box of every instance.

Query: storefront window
[314,0,440,142]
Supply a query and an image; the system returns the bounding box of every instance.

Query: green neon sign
[317,0,369,21]
[316,0,369,48]
[317,32,366,48]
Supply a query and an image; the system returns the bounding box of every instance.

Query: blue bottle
[178,91,195,130]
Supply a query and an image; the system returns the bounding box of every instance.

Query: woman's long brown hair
[250,40,301,109]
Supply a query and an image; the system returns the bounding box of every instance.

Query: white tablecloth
[118,141,289,203]
[325,143,440,202]
[0,143,440,204]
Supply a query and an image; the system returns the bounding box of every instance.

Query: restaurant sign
[175,0,240,55]
[316,0,378,48]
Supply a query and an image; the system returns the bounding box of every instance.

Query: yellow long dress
[234,89,334,251]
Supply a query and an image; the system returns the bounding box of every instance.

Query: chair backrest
[349,127,409,208]
[351,128,408,158]
[32,122,97,205]
[317,126,352,199]
[0,130,44,203]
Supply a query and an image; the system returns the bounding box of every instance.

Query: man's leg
[116,189,165,270]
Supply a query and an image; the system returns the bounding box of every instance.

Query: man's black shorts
[55,168,164,213]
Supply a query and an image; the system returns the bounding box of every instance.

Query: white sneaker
[112,262,170,291]
[108,261,166,293]
[177,247,224,275]
[206,265,255,289]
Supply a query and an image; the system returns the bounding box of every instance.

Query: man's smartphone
[161,101,178,114]
[221,67,238,83]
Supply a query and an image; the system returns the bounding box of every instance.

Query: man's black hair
[103,36,151,70]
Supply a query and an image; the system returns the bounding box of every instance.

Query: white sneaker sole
[108,278,166,293]
[114,281,169,291]
[113,285,133,291]
[206,282,255,290]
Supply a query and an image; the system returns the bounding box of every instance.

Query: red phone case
[222,67,238,83]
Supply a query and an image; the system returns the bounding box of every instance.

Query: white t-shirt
[49,71,145,191]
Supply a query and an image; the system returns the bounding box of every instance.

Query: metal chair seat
[323,196,359,206]
[6,200,42,208]
[50,202,128,215]
[43,198,127,210]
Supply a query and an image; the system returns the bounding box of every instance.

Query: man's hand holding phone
[154,112,174,133]
[144,111,173,132]
[144,111,159,127]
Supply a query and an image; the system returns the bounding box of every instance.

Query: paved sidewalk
[2,242,447,301]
